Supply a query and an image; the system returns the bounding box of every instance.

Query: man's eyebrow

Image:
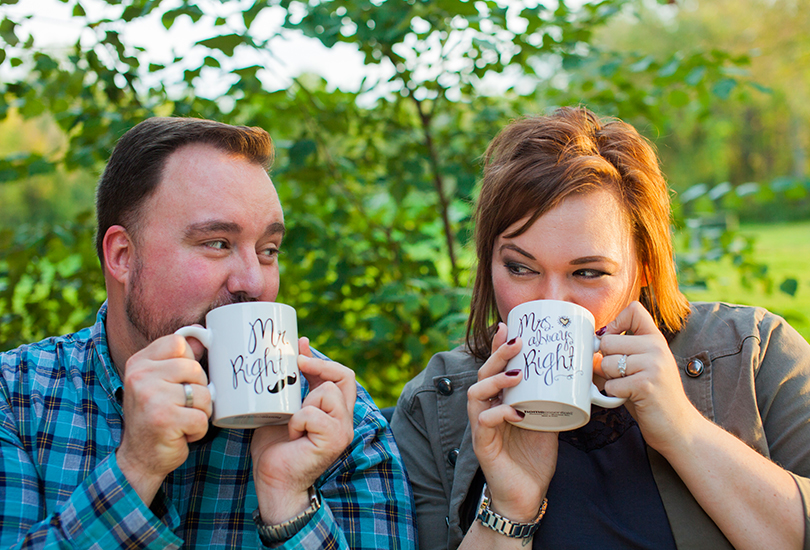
[184,221,241,239]
[183,220,286,240]
[264,222,286,238]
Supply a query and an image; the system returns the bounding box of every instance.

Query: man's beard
[124,256,257,364]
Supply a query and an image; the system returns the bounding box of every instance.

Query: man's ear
[103,225,134,284]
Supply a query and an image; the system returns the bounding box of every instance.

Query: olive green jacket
[391,302,810,549]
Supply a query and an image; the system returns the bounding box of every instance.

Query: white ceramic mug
[175,302,301,429]
[502,299,625,431]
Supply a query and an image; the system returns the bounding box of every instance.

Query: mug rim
[205,301,297,320]
[506,299,595,325]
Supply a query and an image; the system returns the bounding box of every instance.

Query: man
[0,118,416,548]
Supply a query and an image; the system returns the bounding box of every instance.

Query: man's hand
[250,337,356,524]
[116,334,212,505]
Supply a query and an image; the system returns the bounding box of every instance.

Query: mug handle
[175,325,212,348]
[175,326,217,401]
[589,384,625,408]
[591,334,626,408]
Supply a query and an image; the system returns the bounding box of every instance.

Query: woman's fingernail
[516,410,526,419]
[507,337,517,346]
[596,326,607,336]
[505,369,521,377]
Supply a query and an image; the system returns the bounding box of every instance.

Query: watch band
[475,483,547,539]
[253,486,322,545]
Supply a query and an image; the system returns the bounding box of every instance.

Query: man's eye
[261,247,280,258]
[206,240,228,250]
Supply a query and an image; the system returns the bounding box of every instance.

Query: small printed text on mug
[522,410,574,418]
[230,317,296,395]
[514,312,579,386]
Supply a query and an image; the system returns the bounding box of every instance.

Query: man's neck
[104,307,142,379]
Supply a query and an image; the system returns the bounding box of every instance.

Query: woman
[391,106,810,550]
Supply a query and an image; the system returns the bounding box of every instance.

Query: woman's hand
[467,322,558,522]
[595,301,803,550]
[596,301,703,455]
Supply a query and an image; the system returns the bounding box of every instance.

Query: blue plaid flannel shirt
[0,304,416,549]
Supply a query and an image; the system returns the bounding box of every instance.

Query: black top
[533,406,677,549]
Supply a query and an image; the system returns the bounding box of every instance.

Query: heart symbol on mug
[558,316,571,327]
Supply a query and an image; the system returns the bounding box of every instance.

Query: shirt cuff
[57,452,183,549]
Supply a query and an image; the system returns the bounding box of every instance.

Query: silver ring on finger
[182,382,194,408]
[617,354,628,378]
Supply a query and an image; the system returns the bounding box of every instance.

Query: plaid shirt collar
[89,301,125,413]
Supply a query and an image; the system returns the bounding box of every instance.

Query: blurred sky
[5,0,393,95]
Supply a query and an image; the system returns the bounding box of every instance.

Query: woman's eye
[504,262,533,275]
[575,268,608,279]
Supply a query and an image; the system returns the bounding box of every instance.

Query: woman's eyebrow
[499,243,535,260]
[570,256,620,269]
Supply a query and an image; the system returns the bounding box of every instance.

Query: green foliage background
[1,0,808,405]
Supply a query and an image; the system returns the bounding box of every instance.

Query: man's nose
[227,250,265,298]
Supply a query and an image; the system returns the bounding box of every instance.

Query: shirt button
[447,448,459,466]
[436,377,454,396]
[686,358,705,377]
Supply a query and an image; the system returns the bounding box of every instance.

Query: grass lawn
[677,220,810,343]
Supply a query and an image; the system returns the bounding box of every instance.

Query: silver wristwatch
[253,487,321,545]
[476,483,547,539]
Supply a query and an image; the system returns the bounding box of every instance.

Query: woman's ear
[102,225,134,284]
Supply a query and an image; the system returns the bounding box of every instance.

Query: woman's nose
[537,277,572,303]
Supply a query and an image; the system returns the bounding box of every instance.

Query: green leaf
[28,158,54,176]
[244,0,268,28]
[685,66,706,86]
[749,82,773,94]
[288,139,317,167]
[712,78,737,99]
[658,57,680,78]
[779,278,798,297]
[233,65,261,78]
[198,34,246,57]
[162,5,205,29]
[629,55,654,72]
[428,292,450,317]
[599,60,621,77]
[121,6,144,22]
[0,18,19,46]
[183,67,202,83]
